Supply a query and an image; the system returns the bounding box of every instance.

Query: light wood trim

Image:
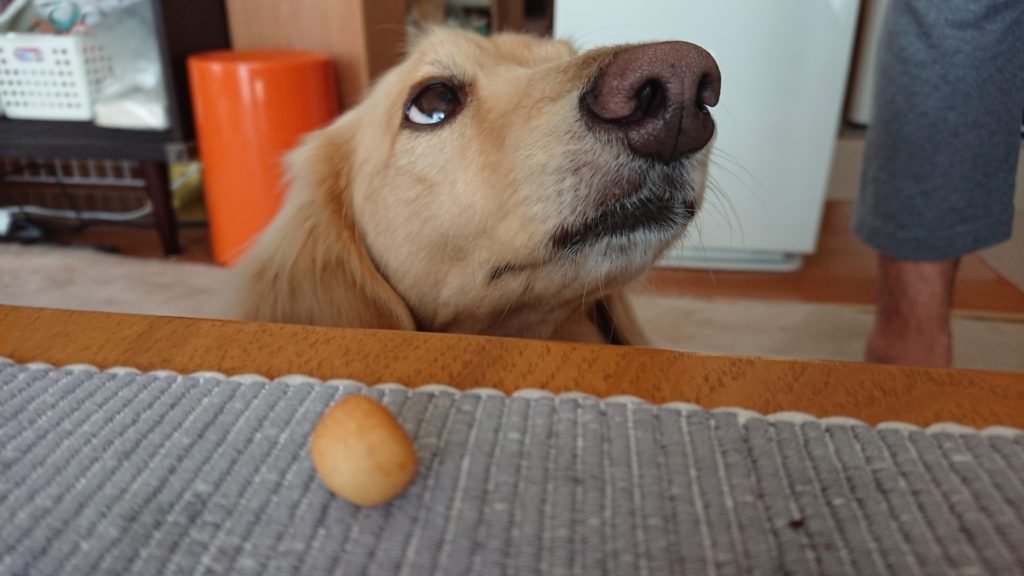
[2,305,1023,429]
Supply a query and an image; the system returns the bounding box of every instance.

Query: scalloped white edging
[1,356,1020,436]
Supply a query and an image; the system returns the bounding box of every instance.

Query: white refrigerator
[555,0,862,271]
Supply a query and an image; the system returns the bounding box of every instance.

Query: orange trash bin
[188,51,339,265]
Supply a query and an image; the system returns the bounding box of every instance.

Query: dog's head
[241,27,720,338]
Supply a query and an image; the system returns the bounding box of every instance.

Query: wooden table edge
[2,304,1022,429]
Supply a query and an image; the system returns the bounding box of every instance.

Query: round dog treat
[310,395,418,507]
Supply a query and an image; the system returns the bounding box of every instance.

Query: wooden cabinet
[225,0,406,111]
[225,0,545,111]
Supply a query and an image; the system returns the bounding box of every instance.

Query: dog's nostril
[633,80,667,121]
[697,72,718,108]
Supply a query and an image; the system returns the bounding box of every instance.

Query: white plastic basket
[0,32,114,121]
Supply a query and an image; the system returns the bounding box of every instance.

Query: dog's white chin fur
[547,148,710,285]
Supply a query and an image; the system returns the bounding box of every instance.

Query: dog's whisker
[700,183,731,229]
[709,148,758,185]
[494,277,523,332]
[701,175,745,246]
[707,150,762,214]
[579,263,592,315]
[690,213,718,288]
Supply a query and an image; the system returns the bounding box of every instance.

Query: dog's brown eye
[406,83,462,126]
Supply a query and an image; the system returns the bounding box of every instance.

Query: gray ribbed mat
[1,359,1023,576]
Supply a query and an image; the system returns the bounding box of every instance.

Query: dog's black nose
[584,42,721,164]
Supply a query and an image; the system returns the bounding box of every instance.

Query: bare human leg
[865,255,959,368]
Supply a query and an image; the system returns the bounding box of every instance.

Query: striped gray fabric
[0,358,1022,576]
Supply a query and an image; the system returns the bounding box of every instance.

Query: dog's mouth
[485,170,698,283]
[551,174,696,255]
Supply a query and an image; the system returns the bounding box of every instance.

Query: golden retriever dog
[228,27,720,344]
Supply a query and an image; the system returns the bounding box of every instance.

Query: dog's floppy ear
[227,121,417,331]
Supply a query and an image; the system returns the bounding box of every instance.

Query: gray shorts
[853,0,1024,261]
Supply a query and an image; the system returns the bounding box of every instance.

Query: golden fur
[227,27,712,344]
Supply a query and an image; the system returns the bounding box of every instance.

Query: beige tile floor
[631,292,1024,373]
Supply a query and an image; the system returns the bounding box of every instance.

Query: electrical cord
[1,202,153,222]
[0,160,163,237]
